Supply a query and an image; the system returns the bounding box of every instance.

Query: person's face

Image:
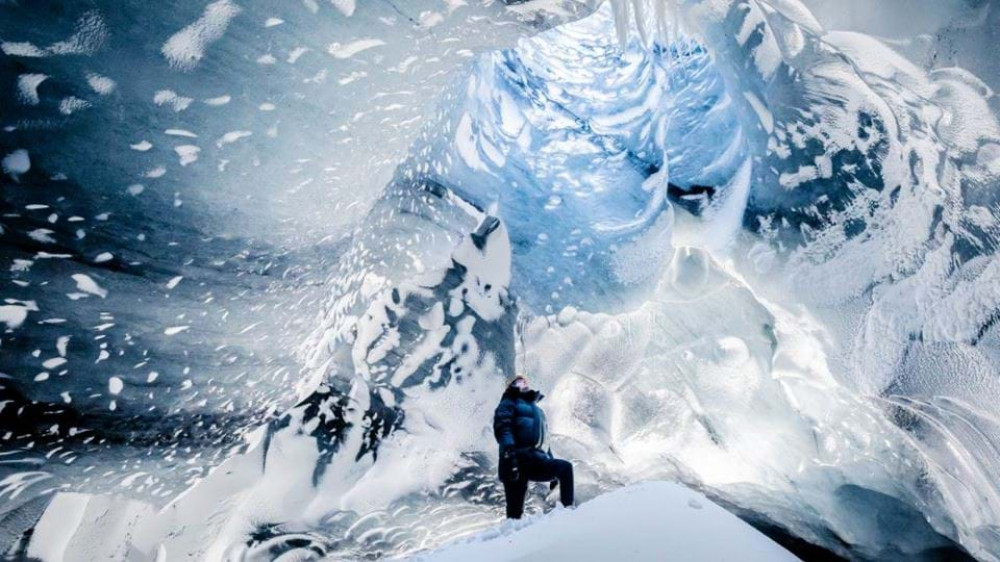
[513,378,529,392]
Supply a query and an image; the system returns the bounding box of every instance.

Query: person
[492,374,574,519]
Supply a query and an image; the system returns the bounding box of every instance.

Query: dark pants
[503,450,574,519]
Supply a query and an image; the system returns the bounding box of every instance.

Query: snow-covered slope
[419,481,796,562]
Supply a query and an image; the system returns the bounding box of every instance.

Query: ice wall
[0,0,598,547]
[3,0,1000,560]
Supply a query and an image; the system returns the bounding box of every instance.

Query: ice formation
[2,0,1000,560]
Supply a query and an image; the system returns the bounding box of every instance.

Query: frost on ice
[161,0,242,71]
[2,0,1000,561]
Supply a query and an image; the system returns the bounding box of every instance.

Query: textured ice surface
[2,0,1000,560]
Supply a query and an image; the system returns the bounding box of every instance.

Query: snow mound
[418,481,796,561]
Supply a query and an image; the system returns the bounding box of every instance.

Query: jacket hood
[502,387,543,403]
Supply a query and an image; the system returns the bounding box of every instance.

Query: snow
[59,97,91,115]
[327,38,386,59]
[421,482,795,561]
[162,0,242,71]
[17,73,48,105]
[2,149,31,179]
[71,274,108,298]
[26,493,90,562]
[28,229,56,244]
[47,11,109,55]
[174,145,201,166]
[204,95,231,106]
[85,73,116,95]
[330,0,357,17]
[3,11,109,58]
[0,305,30,329]
[153,90,193,112]
[216,131,252,147]
[742,91,774,134]
[42,357,67,369]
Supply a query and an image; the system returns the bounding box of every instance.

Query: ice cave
[2,0,1000,560]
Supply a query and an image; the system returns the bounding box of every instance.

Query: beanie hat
[505,374,528,388]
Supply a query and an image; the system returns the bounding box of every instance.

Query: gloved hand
[499,448,520,483]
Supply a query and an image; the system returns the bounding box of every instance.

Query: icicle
[630,0,650,48]
[668,0,681,44]
[611,0,631,50]
[654,0,670,46]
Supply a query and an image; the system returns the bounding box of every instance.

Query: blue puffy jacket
[493,388,549,453]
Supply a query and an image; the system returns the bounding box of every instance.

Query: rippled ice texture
[3,0,1000,561]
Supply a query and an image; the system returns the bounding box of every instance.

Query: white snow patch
[455,113,487,171]
[153,90,193,112]
[166,129,198,138]
[162,0,242,71]
[287,46,309,64]
[48,11,109,55]
[130,140,153,152]
[86,72,116,95]
[2,149,31,179]
[5,12,108,59]
[59,96,91,115]
[217,131,252,147]
[743,91,774,133]
[419,11,445,27]
[174,145,201,166]
[108,376,124,395]
[204,95,231,106]
[71,274,108,298]
[1,42,46,57]
[164,326,190,336]
[327,38,385,59]
[42,357,67,369]
[0,306,29,329]
[26,493,90,562]
[331,0,356,17]
[28,229,56,244]
[17,74,48,105]
[422,482,795,561]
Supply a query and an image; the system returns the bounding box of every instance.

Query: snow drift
[419,481,797,561]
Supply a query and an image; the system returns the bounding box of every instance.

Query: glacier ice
[2,0,1000,560]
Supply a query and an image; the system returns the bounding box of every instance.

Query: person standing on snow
[493,374,574,519]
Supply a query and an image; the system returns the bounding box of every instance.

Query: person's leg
[552,458,574,507]
[503,476,529,519]
[521,453,574,508]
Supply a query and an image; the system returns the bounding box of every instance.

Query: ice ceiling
[2,0,1000,560]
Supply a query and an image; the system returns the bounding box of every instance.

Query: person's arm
[493,398,516,451]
